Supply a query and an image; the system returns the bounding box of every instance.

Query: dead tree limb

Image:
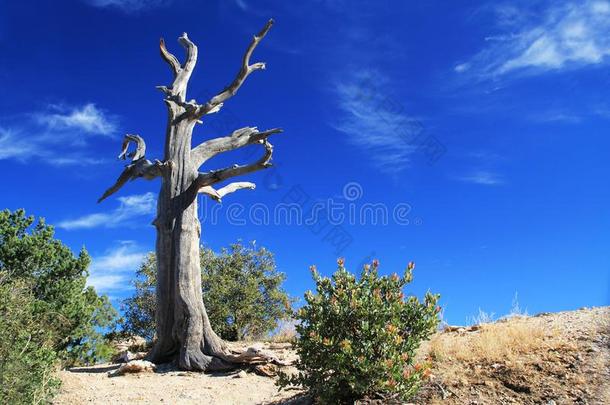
[98,134,167,203]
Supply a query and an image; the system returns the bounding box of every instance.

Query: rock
[254,364,278,377]
[108,360,156,377]
[234,370,247,378]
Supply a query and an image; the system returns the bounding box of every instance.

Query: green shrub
[279,259,440,403]
[122,242,292,341]
[0,276,60,404]
[0,209,117,367]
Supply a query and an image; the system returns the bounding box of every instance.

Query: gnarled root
[150,335,290,372]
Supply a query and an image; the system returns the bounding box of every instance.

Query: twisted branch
[191,126,282,168]
[199,182,256,202]
[196,140,274,188]
[118,134,146,161]
[159,38,180,77]
[98,134,167,203]
[195,19,274,118]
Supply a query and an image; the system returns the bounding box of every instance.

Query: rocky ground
[414,306,609,404]
[54,306,609,404]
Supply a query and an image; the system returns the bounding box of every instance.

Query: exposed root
[217,345,290,367]
[151,339,290,372]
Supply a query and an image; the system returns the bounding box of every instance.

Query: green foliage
[0,209,117,367]
[122,242,292,341]
[279,259,440,404]
[121,253,157,340]
[202,242,292,341]
[0,277,60,404]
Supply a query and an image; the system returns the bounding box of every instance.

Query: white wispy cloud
[0,128,38,161]
[0,103,117,165]
[333,70,421,174]
[234,0,248,11]
[86,0,172,12]
[532,111,583,124]
[459,1,610,77]
[88,241,148,292]
[38,103,116,136]
[58,192,156,230]
[456,170,504,186]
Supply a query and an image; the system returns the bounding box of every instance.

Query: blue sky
[0,0,608,324]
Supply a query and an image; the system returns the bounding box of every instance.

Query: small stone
[234,370,247,378]
[254,364,278,377]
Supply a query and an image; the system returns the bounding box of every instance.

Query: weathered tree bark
[99,20,285,371]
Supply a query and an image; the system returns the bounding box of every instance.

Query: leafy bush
[0,209,117,367]
[122,242,292,341]
[279,259,440,403]
[0,276,60,404]
[121,253,157,340]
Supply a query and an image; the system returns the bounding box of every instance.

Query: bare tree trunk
[99,21,288,371]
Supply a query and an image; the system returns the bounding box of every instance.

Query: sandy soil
[54,307,609,405]
[55,365,304,405]
[54,343,305,405]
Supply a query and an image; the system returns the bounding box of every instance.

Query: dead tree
[99,20,285,371]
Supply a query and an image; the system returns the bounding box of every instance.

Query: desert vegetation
[279,259,441,403]
[0,209,116,404]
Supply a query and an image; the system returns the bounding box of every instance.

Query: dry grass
[428,317,562,364]
[268,319,298,343]
[414,308,609,404]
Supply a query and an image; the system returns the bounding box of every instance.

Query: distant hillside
[414,306,609,404]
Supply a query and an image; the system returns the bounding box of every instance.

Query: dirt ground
[55,364,304,405]
[54,307,609,405]
[54,342,306,405]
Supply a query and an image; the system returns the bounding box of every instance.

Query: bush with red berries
[278,259,440,403]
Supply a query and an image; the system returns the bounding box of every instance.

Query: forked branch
[195,19,274,118]
[191,126,282,168]
[157,33,198,101]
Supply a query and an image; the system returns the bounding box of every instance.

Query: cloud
[459,1,610,78]
[38,104,116,136]
[58,192,156,230]
[456,170,504,186]
[532,111,583,124]
[85,0,171,12]
[0,128,38,161]
[88,241,147,292]
[332,71,422,174]
[0,103,117,165]
[234,0,248,11]
[454,63,471,73]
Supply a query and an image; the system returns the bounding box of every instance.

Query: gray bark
[99,19,285,371]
